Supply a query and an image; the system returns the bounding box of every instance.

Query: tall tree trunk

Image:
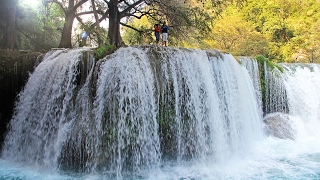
[91,0,103,46]
[108,0,122,47]
[3,1,17,49]
[58,12,75,48]
[57,0,88,48]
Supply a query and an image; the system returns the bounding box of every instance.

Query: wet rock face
[263,113,296,140]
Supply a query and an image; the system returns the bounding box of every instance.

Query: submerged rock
[264,113,296,140]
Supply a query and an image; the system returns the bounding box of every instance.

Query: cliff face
[0,50,42,147]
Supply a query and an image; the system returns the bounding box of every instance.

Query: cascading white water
[2,48,90,170]
[92,47,161,178]
[156,50,264,164]
[3,46,319,180]
[280,64,320,138]
[264,63,289,114]
[240,57,263,120]
[1,46,264,179]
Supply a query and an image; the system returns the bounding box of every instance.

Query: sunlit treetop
[20,0,41,9]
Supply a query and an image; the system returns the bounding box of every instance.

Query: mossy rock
[94,44,116,60]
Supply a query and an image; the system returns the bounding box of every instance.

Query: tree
[0,0,18,49]
[84,0,226,47]
[91,0,104,46]
[46,0,89,48]
[44,0,246,48]
[114,0,215,47]
[0,0,60,51]
[121,0,248,47]
[104,0,154,47]
[122,16,153,45]
[241,0,320,62]
[207,5,268,56]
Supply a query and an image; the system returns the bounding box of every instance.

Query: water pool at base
[1,137,319,180]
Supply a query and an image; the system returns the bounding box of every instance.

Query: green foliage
[0,0,62,51]
[94,44,116,60]
[1,0,320,62]
[256,54,284,73]
[17,6,60,51]
[241,0,320,63]
[175,0,320,63]
[122,0,217,47]
[207,5,269,56]
[122,16,153,45]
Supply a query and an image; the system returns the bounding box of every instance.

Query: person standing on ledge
[79,31,89,47]
[161,21,169,46]
[154,24,161,45]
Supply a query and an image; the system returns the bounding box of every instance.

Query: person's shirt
[80,31,88,40]
[161,25,169,33]
[155,26,161,33]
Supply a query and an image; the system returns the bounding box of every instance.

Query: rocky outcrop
[263,113,296,140]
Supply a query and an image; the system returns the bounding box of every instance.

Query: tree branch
[90,9,109,29]
[46,0,66,14]
[76,11,96,16]
[119,0,146,18]
[120,22,145,33]
[75,16,86,27]
[70,0,89,12]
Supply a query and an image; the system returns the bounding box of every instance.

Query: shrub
[94,44,116,60]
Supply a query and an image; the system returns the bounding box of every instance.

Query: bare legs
[162,41,167,46]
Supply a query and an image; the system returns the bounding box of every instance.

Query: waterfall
[280,63,320,137]
[239,57,263,120]
[1,46,265,179]
[1,48,92,169]
[264,63,289,114]
[92,47,161,178]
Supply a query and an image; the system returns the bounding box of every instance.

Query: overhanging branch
[46,0,66,14]
[120,22,143,33]
[120,0,145,18]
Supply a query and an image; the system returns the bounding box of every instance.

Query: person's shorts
[162,33,168,41]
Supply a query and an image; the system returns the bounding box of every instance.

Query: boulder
[263,113,296,140]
